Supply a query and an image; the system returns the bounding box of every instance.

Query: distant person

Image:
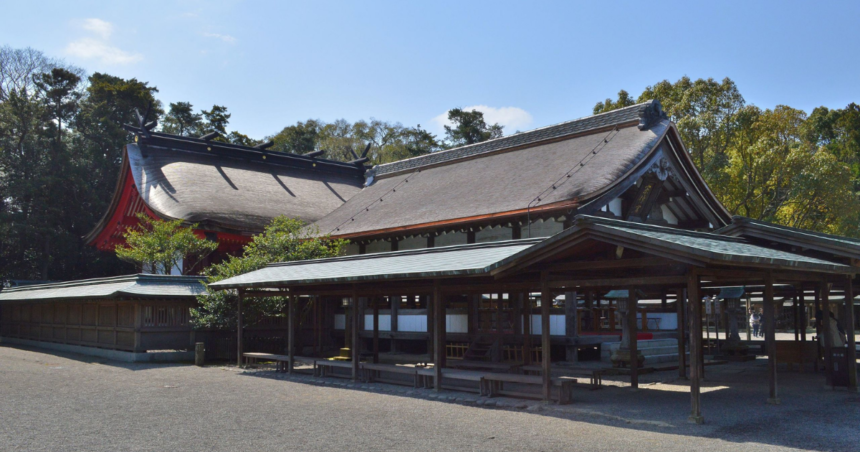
[750,309,762,338]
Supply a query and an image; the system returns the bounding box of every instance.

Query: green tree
[200,104,231,136]
[443,108,504,147]
[115,213,217,275]
[593,90,635,115]
[270,119,323,154]
[192,216,347,329]
[162,101,202,136]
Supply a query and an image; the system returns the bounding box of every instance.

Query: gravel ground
[1,345,858,452]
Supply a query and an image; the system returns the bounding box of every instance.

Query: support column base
[767,397,781,405]
[687,415,705,425]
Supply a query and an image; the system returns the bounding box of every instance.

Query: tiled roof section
[0,274,206,301]
[488,215,855,275]
[373,101,662,177]
[716,216,860,249]
[209,239,543,288]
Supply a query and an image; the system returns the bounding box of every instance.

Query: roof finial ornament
[638,99,668,131]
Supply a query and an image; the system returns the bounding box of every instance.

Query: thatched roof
[312,101,680,238]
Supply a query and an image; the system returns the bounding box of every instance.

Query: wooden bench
[450,361,523,373]
[361,363,420,387]
[315,360,354,378]
[521,364,602,389]
[482,373,577,404]
[242,353,291,372]
[417,368,485,393]
[242,353,319,373]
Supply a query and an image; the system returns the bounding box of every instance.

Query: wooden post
[433,281,444,392]
[589,292,599,332]
[628,287,639,389]
[846,277,857,391]
[687,271,704,424]
[288,294,295,374]
[351,287,360,381]
[821,282,833,382]
[792,287,803,340]
[541,272,552,402]
[764,274,779,404]
[237,289,244,368]
[389,295,399,353]
[677,288,687,379]
[522,293,532,366]
[427,293,435,359]
[565,290,578,363]
[799,287,807,343]
[373,297,380,364]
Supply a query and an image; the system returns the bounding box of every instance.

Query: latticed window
[143,306,188,327]
[144,307,154,327]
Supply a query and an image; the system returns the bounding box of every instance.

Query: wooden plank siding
[0,299,196,353]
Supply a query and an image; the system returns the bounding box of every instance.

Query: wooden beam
[687,270,704,424]
[549,275,687,289]
[534,257,676,272]
[541,272,552,401]
[821,282,833,384]
[373,297,380,364]
[287,295,295,374]
[676,288,687,380]
[433,280,444,392]
[523,292,533,366]
[764,273,779,404]
[846,276,857,391]
[628,287,639,389]
[237,289,244,368]
[351,286,360,381]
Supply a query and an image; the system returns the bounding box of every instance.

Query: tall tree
[593,90,636,114]
[115,213,217,274]
[200,104,231,136]
[444,108,504,147]
[192,216,346,329]
[162,101,202,136]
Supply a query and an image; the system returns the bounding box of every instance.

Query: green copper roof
[210,239,543,289]
[0,274,205,302]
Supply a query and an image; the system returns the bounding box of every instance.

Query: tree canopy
[192,217,347,329]
[595,77,860,236]
[114,213,217,275]
[443,108,504,147]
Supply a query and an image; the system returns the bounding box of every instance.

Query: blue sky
[2,1,859,140]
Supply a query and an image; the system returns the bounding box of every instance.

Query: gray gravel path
[1,345,857,451]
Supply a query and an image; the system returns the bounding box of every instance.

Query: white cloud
[203,32,237,43]
[430,105,533,136]
[81,18,113,40]
[65,18,142,65]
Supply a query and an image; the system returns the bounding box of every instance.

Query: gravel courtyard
[1,345,858,452]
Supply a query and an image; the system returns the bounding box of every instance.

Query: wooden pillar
[628,287,639,388]
[541,272,552,401]
[373,297,380,364]
[565,290,578,363]
[676,288,687,379]
[799,287,807,343]
[794,287,800,342]
[287,294,295,374]
[687,271,704,424]
[846,277,857,391]
[427,293,436,359]
[522,293,532,366]
[764,274,779,404]
[433,281,444,392]
[389,295,399,353]
[821,282,833,381]
[351,287,360,381]
[237,289,244,368]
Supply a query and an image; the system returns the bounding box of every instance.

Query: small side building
[0,274,205,362]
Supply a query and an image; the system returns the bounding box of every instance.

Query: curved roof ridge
[0,273,204,294]
[372,101,658,177]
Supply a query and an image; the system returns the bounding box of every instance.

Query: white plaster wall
[364,314,392,331]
